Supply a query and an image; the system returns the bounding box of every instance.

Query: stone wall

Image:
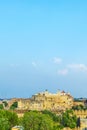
[74,110,87,118]
[17,91,73,112]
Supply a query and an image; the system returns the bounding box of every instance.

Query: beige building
[18,90,73,112]
[11,126,24,130]
[73,101,84,106]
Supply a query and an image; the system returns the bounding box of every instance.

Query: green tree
[5,110,18,128]
[42,110,63,130]
[53,125,63,130]
[61,110,77,129]
[72,105,86,110]
[42,110,59,122]
[22,111,54,130]
[0,104,4,109]
[10,102,18,110]
[0,110,18,129]
[0,118,10,130]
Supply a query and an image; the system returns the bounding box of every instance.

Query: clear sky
[0,0,87,98]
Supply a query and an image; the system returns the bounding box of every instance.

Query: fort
[14,91,87,129]
[17,90,73,112]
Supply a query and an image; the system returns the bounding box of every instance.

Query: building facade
[18,90,73,112]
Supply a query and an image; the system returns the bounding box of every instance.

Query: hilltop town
[17,90,73,112]
[0,90,86,113]
[0,90,87,130]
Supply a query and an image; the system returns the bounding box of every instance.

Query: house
[11,126,24,130]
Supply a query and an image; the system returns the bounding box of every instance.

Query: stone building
[17,90,73,112]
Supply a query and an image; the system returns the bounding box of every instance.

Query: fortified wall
[74,110,87,118]
[17,90,73,112]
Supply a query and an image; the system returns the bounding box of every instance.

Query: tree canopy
[22,111,54,130]
[61,109,77,129]
[0,109,78,130]
[0,110,18,130]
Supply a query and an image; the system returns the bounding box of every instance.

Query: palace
[17,90,73,112]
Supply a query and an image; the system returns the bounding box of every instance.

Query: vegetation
[22,111,54,130]
[61,109,77,129]
[0,109,78,130]
[0,110,18,130]
[20,110,77,130]
[42,110,60,122]
[0,118,10,130]
[2,101,8,107]
[74,98,83,102]
[10,102,18,110]
[0,104,4,109]
[72,104,87,110]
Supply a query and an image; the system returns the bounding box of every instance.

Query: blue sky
[0,0,87,98]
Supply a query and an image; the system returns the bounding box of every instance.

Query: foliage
[74,98,83,102]
[0,110,18,130]
[2,101,8,107]
[0,104,4,109]
[0,118,10,130]
[10,102,18,110]
[72,105,87,110]
[42,110,60,122]
[5,110,18,128]
[61,109,77,129]
[0,109,78,130]
[18,117,23,126]
[53,125,63,130]
[22,111,54,130]
[22,110,77,130]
